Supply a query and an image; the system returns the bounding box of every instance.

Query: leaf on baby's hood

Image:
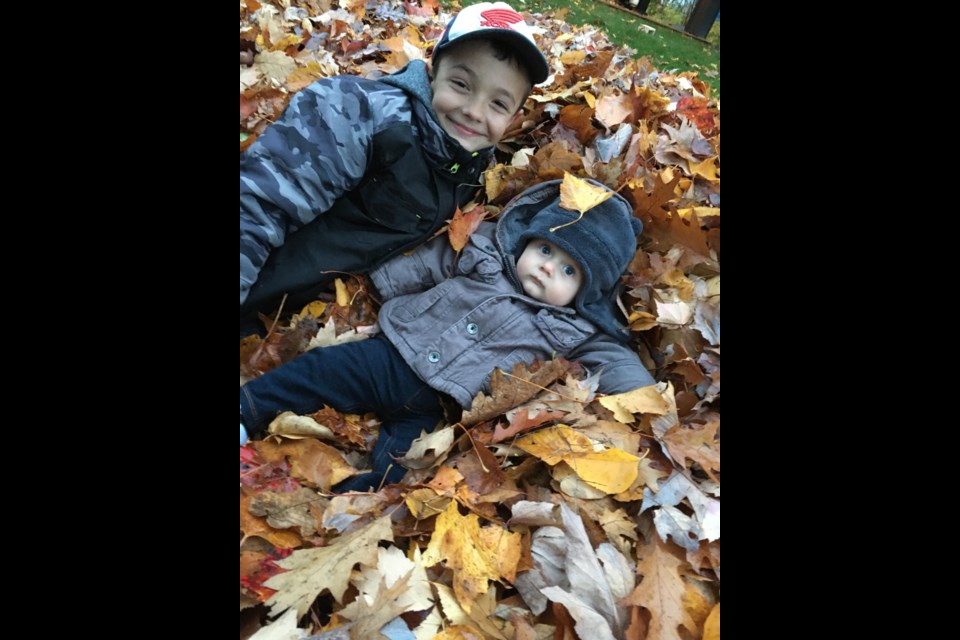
[558,172,615,218]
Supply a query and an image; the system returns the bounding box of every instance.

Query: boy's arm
[240,79,373,305]
[567,335,656,394]
[368,227,466,299]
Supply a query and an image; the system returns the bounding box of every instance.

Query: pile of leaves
[240,1,719,639]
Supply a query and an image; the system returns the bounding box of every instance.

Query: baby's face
[516,239,583,306]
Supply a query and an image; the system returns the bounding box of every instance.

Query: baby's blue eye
[539,244,552,255]
[563,265,576,277]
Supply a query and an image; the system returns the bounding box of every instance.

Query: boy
[239,178,656,492]
[240,2,550,332]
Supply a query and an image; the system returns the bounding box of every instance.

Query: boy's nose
[461,98,482,121]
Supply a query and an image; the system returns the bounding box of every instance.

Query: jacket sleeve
[240,78,375,306]
[369,227,465,300]
[567,334,656,394]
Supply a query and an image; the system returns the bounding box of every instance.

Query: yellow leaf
[688,156,719,181]
[297,300,327,320]
[583,91,597,108]
[599,386,671,423]
[560,50,587,65]
[515,425,639,494]
[420,501,521,613]
[703,603,720,640]
[558,172,615,216]
[334,278,349,306]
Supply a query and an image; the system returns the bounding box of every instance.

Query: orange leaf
[448,204,486,251]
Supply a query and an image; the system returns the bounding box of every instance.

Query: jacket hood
[380,60,493,180]
[495,179,642,342]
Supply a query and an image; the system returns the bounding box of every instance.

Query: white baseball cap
[432,2,549,85]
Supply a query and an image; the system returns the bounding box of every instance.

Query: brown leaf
[660,420,720,483]
[559,104,599,145]
[462,359,573,426]
[492,406,566,443]
[530,141,583,181]
[240,490,303,549]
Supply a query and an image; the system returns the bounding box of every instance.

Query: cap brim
[439,29,550,85]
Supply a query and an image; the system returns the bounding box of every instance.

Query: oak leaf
[660,421,720,483]
[462,359,572,426]
[264,515,394,618]
[620,537,699,640]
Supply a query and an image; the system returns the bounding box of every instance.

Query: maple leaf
[620,536,699,640]
[517,425,639,494]
[264,515,394,618]
[462,359,572,426]
[594,90,634,129]
[447,204,486,252]
[421,501,521,613]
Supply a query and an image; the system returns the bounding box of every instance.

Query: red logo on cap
[479,8,525,30]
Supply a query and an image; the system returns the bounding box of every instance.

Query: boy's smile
[430,40,530,152]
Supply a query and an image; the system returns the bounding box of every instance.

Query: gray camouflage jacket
[240,61,491,315]
[371,181,656,408]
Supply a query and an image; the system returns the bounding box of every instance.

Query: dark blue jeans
[240,336,445,492]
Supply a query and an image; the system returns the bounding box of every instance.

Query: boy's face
[516,239,584,306]
[430,40,530,152]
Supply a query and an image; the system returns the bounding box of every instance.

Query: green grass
[448,0,720,96]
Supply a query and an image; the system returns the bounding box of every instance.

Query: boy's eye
[563,265,577,277]
[451,79,468,90]
[539,244,552,255]
[493,100,509,112]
